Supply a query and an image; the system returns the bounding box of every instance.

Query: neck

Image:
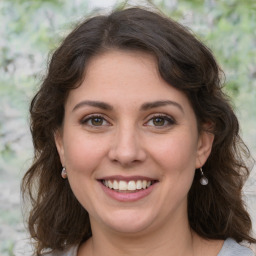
[79,213,197,256]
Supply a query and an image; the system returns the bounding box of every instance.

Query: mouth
[99,179,159,193]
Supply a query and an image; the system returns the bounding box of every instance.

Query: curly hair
[22,6,256,255]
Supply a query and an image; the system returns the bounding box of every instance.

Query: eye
[80,115,110,127]
[145,115,175,127]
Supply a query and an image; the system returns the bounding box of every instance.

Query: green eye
[146,115,175,128]
[81,115,109,127]
[152,117,165,126]
[91,117,104,126]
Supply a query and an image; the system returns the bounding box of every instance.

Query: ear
[195,126,214,168]
[54,129,65,166]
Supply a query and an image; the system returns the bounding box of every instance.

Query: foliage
[154,0,256,98]
[0,0,90,174]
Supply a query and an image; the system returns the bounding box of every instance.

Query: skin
[55,50,223,256]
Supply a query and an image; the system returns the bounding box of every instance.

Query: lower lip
[99,182,156,202]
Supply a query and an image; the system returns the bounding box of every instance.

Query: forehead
[83,50,159,90]
[66,50,193,113]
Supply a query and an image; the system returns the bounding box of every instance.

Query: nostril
[108,136,147,165]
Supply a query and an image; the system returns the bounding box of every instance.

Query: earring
[199,168,208,185]
[61,167,67,179]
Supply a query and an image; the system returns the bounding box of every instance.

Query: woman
[22,7,256,256]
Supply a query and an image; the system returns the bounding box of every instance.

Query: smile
[102,179,157,192]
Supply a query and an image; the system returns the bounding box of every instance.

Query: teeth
[128,181,136,190]
[136,180,142,189]
[113,180,119,190]
[142,180,147,189]
[103,179,153,191]
[119,180,127,190]
[108,180,113,189]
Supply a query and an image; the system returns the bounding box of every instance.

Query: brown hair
[22,6,256,255]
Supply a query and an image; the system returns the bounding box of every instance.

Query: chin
[97,209,157,234]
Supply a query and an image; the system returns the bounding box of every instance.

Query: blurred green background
[0,0,255,255]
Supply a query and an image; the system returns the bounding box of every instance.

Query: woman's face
[55,50,213,234]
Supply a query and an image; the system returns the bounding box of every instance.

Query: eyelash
[80,114,176,128]
[80,114,110,127]
[144,114,176,128]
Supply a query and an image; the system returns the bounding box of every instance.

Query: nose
[108,125,147,167]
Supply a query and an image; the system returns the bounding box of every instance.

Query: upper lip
[97,175,158,182]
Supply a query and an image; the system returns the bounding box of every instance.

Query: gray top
[217,238,254,256]
[49,238,255,256]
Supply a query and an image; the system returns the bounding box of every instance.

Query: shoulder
[46,245,78,256]
[218,238,255,256]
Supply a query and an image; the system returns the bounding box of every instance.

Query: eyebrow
[140,100,184,113]
[72,100,113,112]
[72,100,184,113]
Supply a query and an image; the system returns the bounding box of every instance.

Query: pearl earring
[199,168,208,185]
[61,167,67,179]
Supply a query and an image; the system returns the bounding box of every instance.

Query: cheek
[148,131,198,196]
[152,132,198,170]
[63,131,108,175]
[62,133,109,210]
